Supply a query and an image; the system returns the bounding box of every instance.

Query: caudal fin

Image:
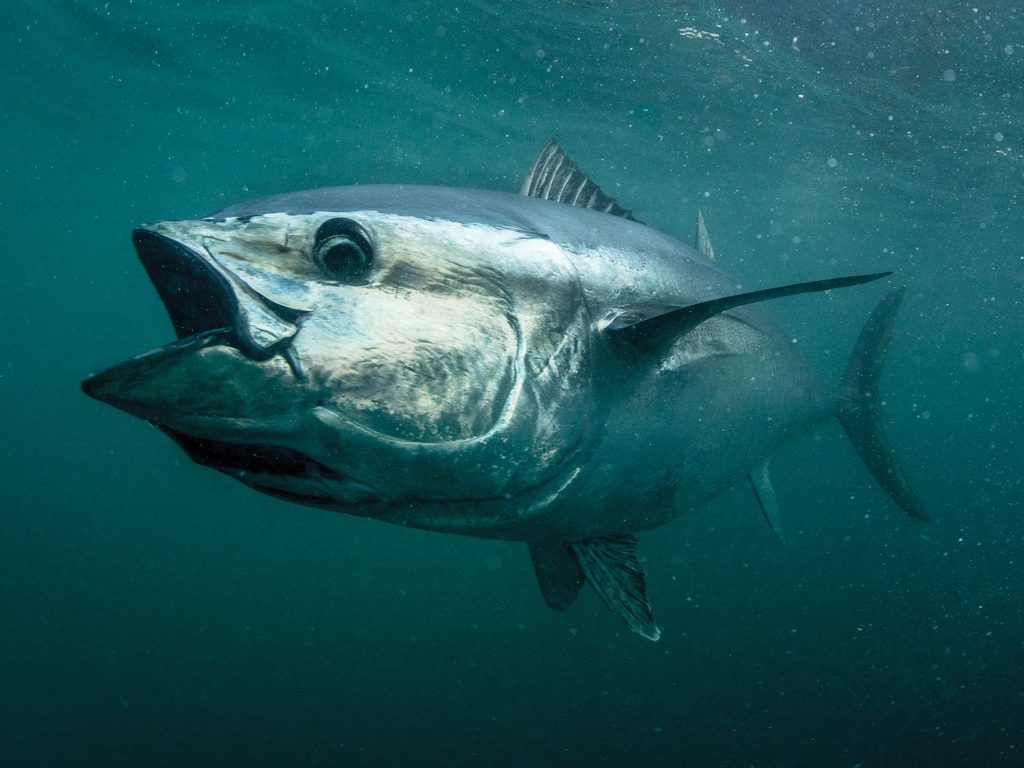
[837,287,928,521]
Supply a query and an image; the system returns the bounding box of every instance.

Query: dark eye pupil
[313,218,374,284]
[318,236,366,281]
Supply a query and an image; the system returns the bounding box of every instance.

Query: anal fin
[748,458,784,542]
[572,535,660,641]
[529,540,585,611]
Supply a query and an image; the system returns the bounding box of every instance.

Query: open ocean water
[2,1,1022,765]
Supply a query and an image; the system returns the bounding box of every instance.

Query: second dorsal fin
[695,210,716,261]
[520,140,639,221]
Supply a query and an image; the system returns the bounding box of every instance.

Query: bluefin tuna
[82,141,927,640]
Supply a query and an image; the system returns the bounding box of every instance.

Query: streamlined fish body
[83,142,925,639]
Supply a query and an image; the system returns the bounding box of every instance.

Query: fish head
[83,208,592,530]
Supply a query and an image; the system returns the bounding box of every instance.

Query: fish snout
[81,225,312,428]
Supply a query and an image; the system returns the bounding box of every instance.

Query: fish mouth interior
[133,228,237,340]
[160,427,335,478]
[160,428,381,506]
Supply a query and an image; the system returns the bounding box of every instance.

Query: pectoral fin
[572,535,660,641]
[748,459,784,542]
[604,272,891,353]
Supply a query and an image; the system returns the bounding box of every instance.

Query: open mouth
[82,227,305,395]
[158,426,380,506]
[132,228,304,360]
[134,228,238,341]
[80,229,242,403]
[81,228,377,502]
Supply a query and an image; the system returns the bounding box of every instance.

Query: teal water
[2,1,1022,765]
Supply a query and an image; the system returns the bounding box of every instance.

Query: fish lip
[157,427,384,505]
[189,437,384,505]
[80,328,230,404]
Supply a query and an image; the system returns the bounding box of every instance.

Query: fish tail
[836,287,929,521]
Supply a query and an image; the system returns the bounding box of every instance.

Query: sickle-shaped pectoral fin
[603,272,892,353]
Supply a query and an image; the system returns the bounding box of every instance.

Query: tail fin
[837,287,928,521]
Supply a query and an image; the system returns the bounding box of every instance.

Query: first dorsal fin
[521,140,640,222]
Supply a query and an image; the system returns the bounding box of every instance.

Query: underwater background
[2,1,1022,765]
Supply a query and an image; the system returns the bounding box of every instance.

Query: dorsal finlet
[520,140,640,222]
[695,210,716,261]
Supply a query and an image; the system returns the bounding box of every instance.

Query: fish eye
[313,218,373,284]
